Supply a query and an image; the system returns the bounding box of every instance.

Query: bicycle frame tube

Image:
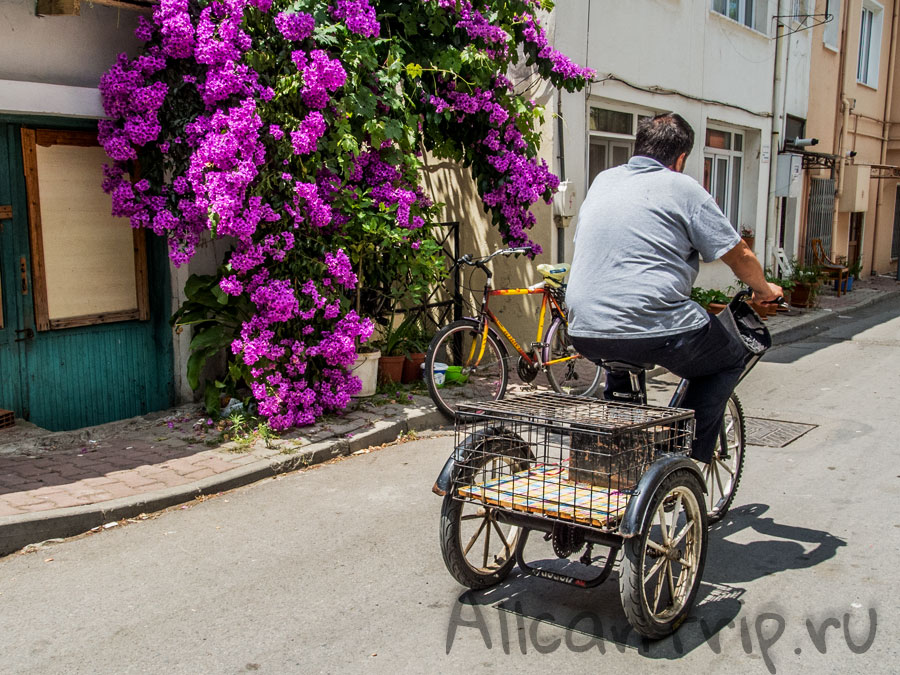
[483,287,574,367]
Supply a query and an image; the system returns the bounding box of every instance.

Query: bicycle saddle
[536,263,569,288]
[603,360,654,373]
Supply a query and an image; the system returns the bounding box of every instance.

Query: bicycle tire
[425,319,509,419]
[543,320,603,397]
[619,469,708,639]
[439,434,531,589]
[702,393,746,524]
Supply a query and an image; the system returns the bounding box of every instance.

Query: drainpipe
[831,2,853,260]
[556,88,567,264]
[765,0,788,270]
[872,0,899,276]
[836,96,853,207]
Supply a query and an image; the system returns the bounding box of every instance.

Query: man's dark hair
[634,113,695,167]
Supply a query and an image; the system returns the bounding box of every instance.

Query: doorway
[0,120,174,430]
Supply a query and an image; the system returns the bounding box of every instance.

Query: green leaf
[186,347,216,391]
[405,63,423,79]
[190,325,228,351]
[204,383,223,416]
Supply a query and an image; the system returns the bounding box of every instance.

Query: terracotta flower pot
[401,352,425,383]
[749,301,768,320]
[707,302,728,315]
[790,283,814,308]
[741,235,755,249]
[378,355,405,383]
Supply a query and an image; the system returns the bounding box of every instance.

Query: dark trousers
[571,316,748,463]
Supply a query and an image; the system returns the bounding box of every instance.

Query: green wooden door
[0,119,174,431]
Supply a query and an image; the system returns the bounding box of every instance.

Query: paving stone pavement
[0,275,898,556]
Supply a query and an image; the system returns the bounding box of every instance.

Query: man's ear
[672,153,687,173]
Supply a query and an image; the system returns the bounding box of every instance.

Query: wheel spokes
[669,494,683,535]
[644,553,667,585]
[657,506,670,545]
[463,517,488,556]
[491,520,513,556]
[481,514,492,568]
[670,519,694,548]
[652,560,667,614]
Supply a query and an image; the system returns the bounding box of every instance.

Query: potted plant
[789,261,821,308]
[374,313,420,384]
[401,318,431,384]
[690,286,731,314]
[740,226,755,250]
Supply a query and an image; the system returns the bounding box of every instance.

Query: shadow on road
[445,502,844,659]
[765,297,900,365]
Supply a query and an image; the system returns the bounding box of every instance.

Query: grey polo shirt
[566,155,740,339]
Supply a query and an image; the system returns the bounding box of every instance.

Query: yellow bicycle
[425,247,602,418]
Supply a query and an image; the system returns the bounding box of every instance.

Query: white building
[548,0,813,289]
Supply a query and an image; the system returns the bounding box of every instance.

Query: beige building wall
[421,103,559,343]
[807,0,900,276]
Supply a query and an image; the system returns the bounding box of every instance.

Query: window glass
[784,117,805,144]
[714,157,729,212]
[712,0,765,31]
[589,108,633,135]
[612,144,631,167]
[857,2,883,87]
[824,0,841,47]
[589,141,607,186]
[858,8,873,82]
[704,125,744,231]
[706,128,732,150]
[730,157,742,228]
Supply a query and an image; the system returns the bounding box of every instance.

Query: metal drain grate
[745,417,816,448]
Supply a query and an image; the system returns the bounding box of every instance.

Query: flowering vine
[99,0,591,428]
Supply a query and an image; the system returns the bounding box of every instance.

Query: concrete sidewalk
[1,275,898,557]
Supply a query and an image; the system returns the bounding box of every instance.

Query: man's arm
[719,241,782,302]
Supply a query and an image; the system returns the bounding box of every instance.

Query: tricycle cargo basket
[452,392,695,530]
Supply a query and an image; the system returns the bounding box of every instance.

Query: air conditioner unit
[839,165,870,212]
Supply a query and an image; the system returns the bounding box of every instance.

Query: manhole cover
[745,417,816,448]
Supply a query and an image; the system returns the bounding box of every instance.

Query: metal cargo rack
[451,391,695,532]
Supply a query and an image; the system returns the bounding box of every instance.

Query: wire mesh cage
[452,392,695,531]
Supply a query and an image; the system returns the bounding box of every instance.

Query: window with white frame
[703,127,744,230]
[823,0,841,48]
[857,1,883,88]
[586,105,652,187]
[711,0,769,33]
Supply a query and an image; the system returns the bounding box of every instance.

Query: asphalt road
[1,297,899,674]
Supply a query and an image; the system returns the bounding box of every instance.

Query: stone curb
[0,407,448,557]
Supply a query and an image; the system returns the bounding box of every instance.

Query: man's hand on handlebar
[752,282,783,304]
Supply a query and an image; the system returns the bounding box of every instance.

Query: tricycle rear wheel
[439,453,523,589]
[619,470,707,639]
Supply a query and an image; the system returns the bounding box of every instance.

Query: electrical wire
[591,73,773,118]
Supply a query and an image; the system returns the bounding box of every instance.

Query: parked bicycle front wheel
[543,321,603,397]
[425,319,509,419]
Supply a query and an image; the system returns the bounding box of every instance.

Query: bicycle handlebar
[457,247,533,267]
[732,289,787,308]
